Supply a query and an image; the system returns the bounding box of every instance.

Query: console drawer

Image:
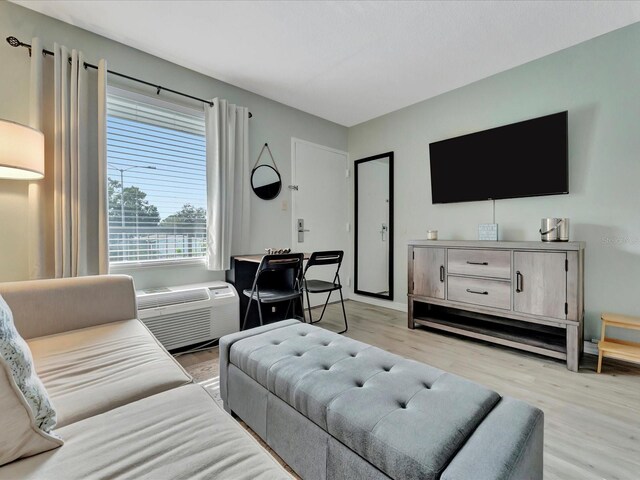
[447,276,511,310]
[448,249,511,279]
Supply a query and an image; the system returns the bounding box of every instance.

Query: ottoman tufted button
[323,365,331,370]
[383,366,392,372]
[350,353,357,357]
[399,402,407,409]
[355,381,364,388]
[294,352,303,357]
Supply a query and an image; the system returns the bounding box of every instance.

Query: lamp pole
[108,165,157,261]
[109,165,157,225]
[120,169,125,228]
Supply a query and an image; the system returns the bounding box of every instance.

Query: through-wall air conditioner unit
[136,281,239,351]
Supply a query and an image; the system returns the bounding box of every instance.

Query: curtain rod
[6,36,253,118]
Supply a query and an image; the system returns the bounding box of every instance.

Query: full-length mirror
[354,152,394,300]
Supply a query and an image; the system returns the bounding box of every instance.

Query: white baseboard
[348,293,407,313]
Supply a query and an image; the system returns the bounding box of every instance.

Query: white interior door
[292,139,349,307]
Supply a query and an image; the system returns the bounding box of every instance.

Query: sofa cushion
[0,384,291,480]
[27,319,191,427]
[0,296,62,466]
[229,322,501,480]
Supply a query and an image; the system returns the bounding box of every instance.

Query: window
[106,88,207,265]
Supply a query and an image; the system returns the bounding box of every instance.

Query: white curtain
[28,39,109,278]
[97,60,109,276]
[205,98,250,271]
[27,37,46,279]
[24,44,108,278]
[50,44,109,277]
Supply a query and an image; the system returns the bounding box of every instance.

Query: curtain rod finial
[6,36,20,47]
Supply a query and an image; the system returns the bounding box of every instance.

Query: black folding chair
[241,253,305,330]
[302,250,348,334]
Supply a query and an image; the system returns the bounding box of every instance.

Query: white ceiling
[14,1,640,126]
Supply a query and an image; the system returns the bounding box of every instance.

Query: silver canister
[540,218,569,242]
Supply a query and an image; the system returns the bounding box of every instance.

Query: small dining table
[233,253,311,263]
[226,253,310,330]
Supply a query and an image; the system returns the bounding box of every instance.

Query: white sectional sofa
[0,275,290,479]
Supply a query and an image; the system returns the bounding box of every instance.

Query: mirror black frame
[354,151,394,301]
[251,165,282,200]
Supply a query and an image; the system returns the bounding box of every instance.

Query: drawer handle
[516,271,523,293]
[466,288,489,295]
[440,265,445,282]
[466,261,489,266]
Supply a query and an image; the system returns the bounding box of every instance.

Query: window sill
[109,258,207,272]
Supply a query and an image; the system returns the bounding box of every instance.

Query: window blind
[106,91,207,264]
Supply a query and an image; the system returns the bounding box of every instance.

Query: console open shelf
[414,303,567,360]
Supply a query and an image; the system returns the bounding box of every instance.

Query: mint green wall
[348,22,640,343]
[0,1,347,289]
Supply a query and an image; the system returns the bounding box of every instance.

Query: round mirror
[251,165,282,200]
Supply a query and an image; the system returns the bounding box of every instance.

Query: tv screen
[429,111,568,204]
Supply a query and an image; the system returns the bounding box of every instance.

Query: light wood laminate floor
[178,300,640,480]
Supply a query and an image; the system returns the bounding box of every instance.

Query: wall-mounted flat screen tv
[429,111,568,204]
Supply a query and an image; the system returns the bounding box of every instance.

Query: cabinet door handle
[466,288,488,295]
[439,265,445,282]
[516,271,523,293]
[466,261,489,266]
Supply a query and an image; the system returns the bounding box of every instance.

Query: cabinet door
[514,251,567,320]
[412,247,445,299]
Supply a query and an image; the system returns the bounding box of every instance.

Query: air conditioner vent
[141,308,212,350]
[136,281,239,351]
[137,288,210,310]
[143,287,171,294]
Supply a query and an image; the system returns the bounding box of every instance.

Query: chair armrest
[0,275,138,339]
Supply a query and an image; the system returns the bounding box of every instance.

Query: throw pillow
[0,294,62,465]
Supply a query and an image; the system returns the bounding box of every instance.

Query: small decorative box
[478,223,499,241]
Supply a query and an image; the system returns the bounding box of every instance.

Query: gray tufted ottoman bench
[220,320,543,480]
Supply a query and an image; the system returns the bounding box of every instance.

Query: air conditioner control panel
[208,284,236,299]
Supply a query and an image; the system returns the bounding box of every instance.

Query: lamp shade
[0,119,45,180]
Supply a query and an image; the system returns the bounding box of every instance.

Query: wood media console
[407,240,585,371]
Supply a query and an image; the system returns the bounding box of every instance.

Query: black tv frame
[429,111,569,204]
